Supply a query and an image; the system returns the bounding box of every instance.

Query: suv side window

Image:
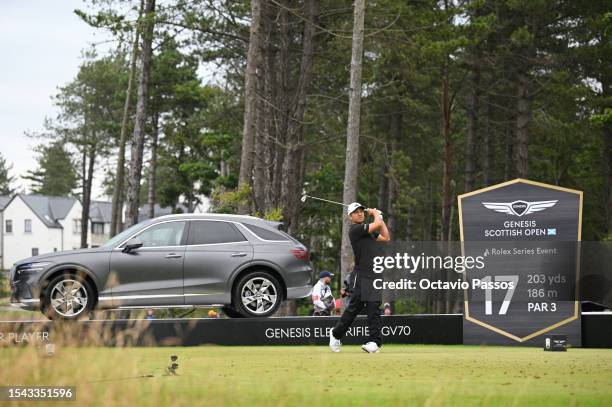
[242,223,290,241]
[136,221,186,247]
[188,221,247,245]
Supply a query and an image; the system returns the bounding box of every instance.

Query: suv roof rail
[155,213,262,220]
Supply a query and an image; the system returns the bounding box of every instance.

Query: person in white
[311,271,336,316]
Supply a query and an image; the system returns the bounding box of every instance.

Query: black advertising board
[2,314,612,347]
[458,179,582,346]
[0,315,462,346]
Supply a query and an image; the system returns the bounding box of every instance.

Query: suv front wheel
[42,274,94,320]
[232,271,282,317]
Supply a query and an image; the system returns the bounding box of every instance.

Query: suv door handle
[165,253,182,259]
[231,252,247,257]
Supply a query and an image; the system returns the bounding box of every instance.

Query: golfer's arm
[377,217,391,242]
[367,215,384,233]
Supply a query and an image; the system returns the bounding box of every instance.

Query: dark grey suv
[10,214,314,319]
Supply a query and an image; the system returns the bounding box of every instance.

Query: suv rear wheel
[232,271,282,317]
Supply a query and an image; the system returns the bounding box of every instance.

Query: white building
[0,196,11,269]
[90,200,113,247]
[1,194,89,269]
[0,194,205,269]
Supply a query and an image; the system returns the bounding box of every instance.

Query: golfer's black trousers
[332,278,382,347]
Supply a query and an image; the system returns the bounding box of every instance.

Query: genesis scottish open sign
[458,179,582,346]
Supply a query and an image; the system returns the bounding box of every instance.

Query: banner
[458,179,582,346]
[0,315,461,346]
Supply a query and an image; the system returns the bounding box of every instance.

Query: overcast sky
[0,0,112,198]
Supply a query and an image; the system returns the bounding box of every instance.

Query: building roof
[15,194,78,228]
[90,200,113,224]
[0,195,10,211]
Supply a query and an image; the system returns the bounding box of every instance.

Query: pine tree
[0,153,15,195]
[23,142,77,196]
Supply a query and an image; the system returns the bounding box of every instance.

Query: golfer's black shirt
[349,222,381,279]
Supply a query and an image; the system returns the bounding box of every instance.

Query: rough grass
[0,271,8,306]
[0,345,610,406]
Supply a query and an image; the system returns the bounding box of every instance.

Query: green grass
[0,345,610,406]
[0,271,8,305]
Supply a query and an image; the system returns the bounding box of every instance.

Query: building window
[24,219,32,233]
[73,219,81,235]
[32,248,39,256]
[5,220,12,233]
[92,222,105,235]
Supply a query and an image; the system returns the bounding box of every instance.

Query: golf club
[300,194,382,217]
[300,194,348,207]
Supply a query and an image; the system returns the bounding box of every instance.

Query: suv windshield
[101,222,149,248]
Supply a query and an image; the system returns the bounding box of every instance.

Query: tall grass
[0,270,9,305]
[0,317,209,405]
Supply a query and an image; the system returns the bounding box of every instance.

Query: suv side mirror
[122,237,143,253]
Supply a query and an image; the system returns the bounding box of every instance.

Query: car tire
[42,273,95,320]
[232,271,282,318]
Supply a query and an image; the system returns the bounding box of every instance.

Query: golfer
[329,202,390,353]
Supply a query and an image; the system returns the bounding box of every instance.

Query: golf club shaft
[302,195,382,216]
[303,195,349,207]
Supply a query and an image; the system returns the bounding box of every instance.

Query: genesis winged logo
[482,200,558,217]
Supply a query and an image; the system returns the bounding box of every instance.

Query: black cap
[319,271,334,279]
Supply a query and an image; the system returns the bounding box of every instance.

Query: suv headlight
[16,262,52,274]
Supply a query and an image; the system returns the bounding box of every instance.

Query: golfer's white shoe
[329,334,342,353]
[361,342,380,353]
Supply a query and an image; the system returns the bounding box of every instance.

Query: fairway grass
[0,345,610,406]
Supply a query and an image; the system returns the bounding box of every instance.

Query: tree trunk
[253,44,267,214]
[440,63,453,243]
[274,1,317,317]
[263,24,277,210]
[147,112,159,219]
[238,0,262,202]
[276,3,292,222]
[606,122,612,234]
[280,0,317,233]
[125,0,155,228]
[377,164,388,213]
[424,178,433,241]
[482,96,493,186]
[268,3,287,210]
[81,143,96,248]
[602,79,612,235]
[515,72,530,178]
[504,124,513,180]
[340,0,366,285]
[464,61,480,192]
[386,111,401,237]
[80,149,87,247]
[111,0,143,236]
[406,205,414,241]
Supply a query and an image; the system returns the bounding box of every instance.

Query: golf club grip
[366,208,383,217]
